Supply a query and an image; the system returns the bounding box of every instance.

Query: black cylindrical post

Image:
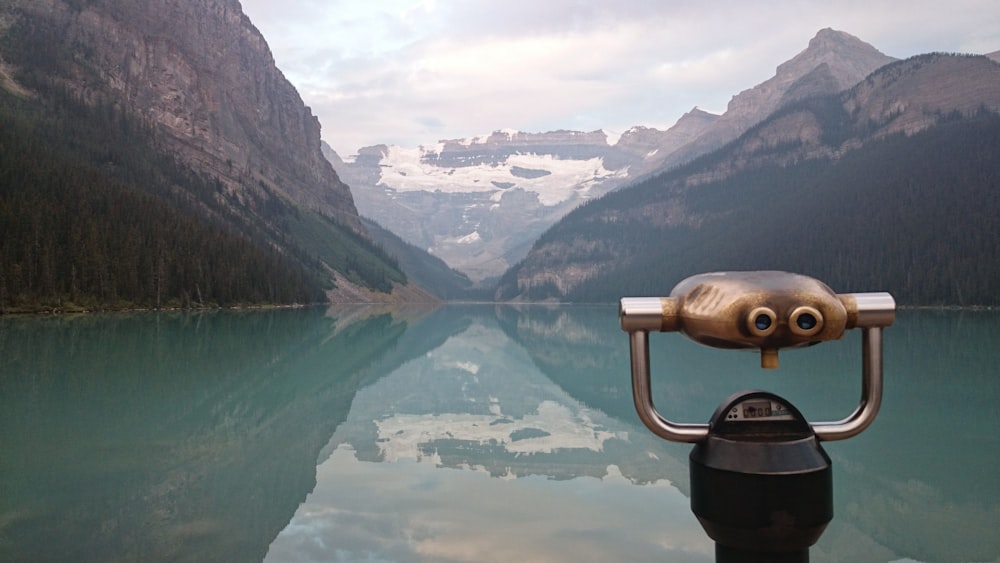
[689,391,833,562]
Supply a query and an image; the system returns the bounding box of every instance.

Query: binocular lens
[789,306,824,336]
[747,307,778,337]
[796,313,818,331]
[755,314,773,331]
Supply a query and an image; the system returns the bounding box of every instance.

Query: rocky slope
[1,0,360,229]
[0,0,430,303]
[657,28,896,170]
[681,53,1000,185]
[613,108,720,175]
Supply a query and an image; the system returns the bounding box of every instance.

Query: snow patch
[455,232,481,244]
[422,141,445,155]
[374,400,627,462]
[378,147,628,206]
[454,361,480,374]
[602,128,623,145]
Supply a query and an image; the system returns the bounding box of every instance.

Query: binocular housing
[620,270,895,443]
[620,271,895,369]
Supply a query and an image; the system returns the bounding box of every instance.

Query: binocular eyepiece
[620,271,895,369]
[747,304,821,338]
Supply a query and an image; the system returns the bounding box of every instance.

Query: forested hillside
[0,0,412,312]
[499,110,1000,305]
[361,219,492,301]
[0,84,403,312]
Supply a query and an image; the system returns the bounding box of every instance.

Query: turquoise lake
[1,305,998,562]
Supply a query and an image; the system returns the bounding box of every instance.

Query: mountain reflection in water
[1,306,998,562]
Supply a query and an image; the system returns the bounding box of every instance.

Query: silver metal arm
[812,292,894,440]
[812,327,884,441]
[629,330,710,443]
[627,327,885,443]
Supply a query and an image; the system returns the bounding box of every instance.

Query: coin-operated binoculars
[620,271,895,563]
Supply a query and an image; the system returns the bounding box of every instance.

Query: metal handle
[629,329,709,442]
[810,326,883,440]
[812,292,893,440]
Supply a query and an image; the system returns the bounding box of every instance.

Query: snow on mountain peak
[378,146,625,206]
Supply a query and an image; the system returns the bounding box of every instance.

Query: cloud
[240,0,1000,155]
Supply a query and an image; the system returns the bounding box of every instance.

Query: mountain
[658,28,896,170]
[330,29,894,285]
[614,108,720,174]
[496,53,1000,306]
[0,0,413,310]
[4,0,357,226]
[330,130,634,284]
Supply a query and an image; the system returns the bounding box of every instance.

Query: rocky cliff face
[845,53,1000,137]
[661,28,896,170]
[690,53,1000,184]
[613,107,720,176]
[2,0,359,229]
[431,129,615,166]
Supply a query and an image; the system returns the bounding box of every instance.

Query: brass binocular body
[620,271,896,442]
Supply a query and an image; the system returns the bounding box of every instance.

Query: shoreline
[3,301,998,318]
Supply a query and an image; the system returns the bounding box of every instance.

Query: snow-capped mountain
[327,29,895,285]
[326,119,715,283]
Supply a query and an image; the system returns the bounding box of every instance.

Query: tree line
[0,93,325,312]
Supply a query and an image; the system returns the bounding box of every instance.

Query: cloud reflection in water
[266,444,711,563]
[266,316,711,562]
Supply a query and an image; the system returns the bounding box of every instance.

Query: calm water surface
[1,306,998,562]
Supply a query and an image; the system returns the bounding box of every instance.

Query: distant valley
[328,129,635,284]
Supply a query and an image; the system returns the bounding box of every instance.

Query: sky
[238,0,1000,156]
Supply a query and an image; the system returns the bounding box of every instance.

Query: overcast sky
[238,0,1000,156]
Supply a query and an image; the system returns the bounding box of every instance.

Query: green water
[1,306,998,562]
